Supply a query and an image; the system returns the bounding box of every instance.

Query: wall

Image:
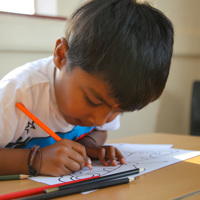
[0,0,199,140]
[57,0,87,18]
[0,13,66,77]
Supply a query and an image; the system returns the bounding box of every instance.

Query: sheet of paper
[107,143,174,151]
[30,144,200,185]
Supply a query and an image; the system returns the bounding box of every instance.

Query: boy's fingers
[85,146,126,167]
[104,146,126,166]
[69,140,93,169]
[115,148,126,164]
[59,140,88,170]
[71,141,87,157]
[65,156,86,172]
[99,148,110,166]
[106,146,119,166]
[120,157,126,164]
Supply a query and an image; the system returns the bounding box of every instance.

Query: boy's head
[64,0,174,112]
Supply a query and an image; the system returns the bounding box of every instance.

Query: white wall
[57,0,87,18]
[0,0,199,140]
[0,13,66,77]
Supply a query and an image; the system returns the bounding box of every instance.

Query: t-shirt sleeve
[95,115,120,131]
[0,80,22,147]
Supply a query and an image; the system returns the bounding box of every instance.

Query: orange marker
[16,102,92,170]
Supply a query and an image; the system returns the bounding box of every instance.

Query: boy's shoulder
[1,56,54,86]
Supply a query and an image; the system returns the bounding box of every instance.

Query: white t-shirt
[0,57,120,148]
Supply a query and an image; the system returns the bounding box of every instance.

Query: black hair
[65,0,174,111]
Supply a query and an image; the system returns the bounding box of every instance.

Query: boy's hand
[38,139,89,176]
[86,145,126,166]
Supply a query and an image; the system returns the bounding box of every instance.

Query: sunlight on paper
[174,152,200,165]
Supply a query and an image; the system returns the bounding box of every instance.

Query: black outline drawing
[58,148,179,183]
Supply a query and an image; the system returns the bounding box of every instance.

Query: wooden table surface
[0,133,200,200]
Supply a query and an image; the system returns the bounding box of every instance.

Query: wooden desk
[0,133,200,200]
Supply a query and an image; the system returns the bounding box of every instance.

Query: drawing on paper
[29,143,200,185]
[58,147,179,183]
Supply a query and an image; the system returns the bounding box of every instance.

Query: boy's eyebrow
[88,87,113,108]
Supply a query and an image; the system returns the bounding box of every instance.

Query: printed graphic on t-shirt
[25,121,35,134]
[5,122,95,149]
[5,120,36,148]
[5,136,31,149]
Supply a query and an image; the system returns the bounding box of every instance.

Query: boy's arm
[78,129,108,147]
[0,148,30,175]
[77,129,126,166]
[0,139,90,176]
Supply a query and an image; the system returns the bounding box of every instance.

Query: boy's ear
[53,37,68,69]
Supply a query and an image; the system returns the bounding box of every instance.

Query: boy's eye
[84,95,101,107]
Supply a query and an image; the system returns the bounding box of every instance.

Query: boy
[0,0,174,176]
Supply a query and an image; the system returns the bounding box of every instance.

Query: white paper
[29,144,200,185]
[107,143,174,151]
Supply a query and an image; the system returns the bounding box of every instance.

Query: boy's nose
[88,108,118,127]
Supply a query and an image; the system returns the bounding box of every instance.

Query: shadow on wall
[155,90,186,135]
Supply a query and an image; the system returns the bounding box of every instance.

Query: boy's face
[54,65,119,127]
